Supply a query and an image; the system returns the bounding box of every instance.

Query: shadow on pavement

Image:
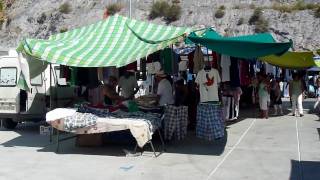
[0,122,52,148]
[290,160,320,180]
[2,124,228,157]
[37,130,227,157]
[162,130,227,156]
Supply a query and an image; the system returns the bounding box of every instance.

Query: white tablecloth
[46,108,161,147]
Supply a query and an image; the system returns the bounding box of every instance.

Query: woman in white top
[289,73,305,117]
[155,71,174,106]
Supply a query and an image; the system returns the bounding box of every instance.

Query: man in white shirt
[156,71,174,106]
[118,70,139,99]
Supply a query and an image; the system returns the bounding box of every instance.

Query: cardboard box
[76,134,103,147]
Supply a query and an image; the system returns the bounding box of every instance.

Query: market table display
[46,105,165,156]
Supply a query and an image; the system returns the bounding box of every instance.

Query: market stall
[16,15,192,156]
[185,28,293,123]
[16,14,308,156]
[46,105,164,156]
[260,50,320,69]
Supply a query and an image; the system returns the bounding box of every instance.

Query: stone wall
[0,0,319,50]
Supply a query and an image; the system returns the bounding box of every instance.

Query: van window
[31,73,43,86]
[0,67,17,86]
[54,66,67,86]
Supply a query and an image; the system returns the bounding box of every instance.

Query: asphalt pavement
[0,99,319,180]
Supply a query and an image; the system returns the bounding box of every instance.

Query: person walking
[289,73,305,117]
[313,77,320,113]
[258,75,270,119]
[272,79,283,115]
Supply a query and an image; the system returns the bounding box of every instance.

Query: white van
[0,49,76,129]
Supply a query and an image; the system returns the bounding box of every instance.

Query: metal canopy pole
[49,64,53,142]
[129,0,132,18]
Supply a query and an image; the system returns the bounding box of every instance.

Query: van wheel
[2,118,18,129]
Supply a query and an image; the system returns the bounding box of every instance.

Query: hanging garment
[164,105,188,141]
[193,46,205,74]
[179,60,188,72]
[285,69,292,81]
[211,52,219,69]
[196,103,224,140]
[283,82,290,97]
[161,48,174,74]
[173,53,180,74]
[97,68,104,82]
[240,60,251,86]
[265,63,274,75]
[249,61,256,77]
[70,67,77,86]
[188,50,195,74]
[230,57,240,88]
[220,55,231,82]
[195,68,221,102]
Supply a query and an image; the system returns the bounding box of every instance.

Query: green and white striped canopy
[17,15,191,67]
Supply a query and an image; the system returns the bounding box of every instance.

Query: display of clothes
[239,60,251,86]
[265,63,275,75]
[211,52,219,69]
[193,46,205,74]
[160,48,179,74]
[230,57,241,88]
[97,67,104,82]
[249,61,256,77]
[188,50,195,74]
[220,55,231,82]
[178,60,188,72]
[283,82,290,97]
[195,68,221,102]
[164,105,188,141]
[196,103,224,140]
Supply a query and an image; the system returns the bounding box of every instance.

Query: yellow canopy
[260,50,320,69]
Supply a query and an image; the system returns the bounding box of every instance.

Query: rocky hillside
[0,0,320,51]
